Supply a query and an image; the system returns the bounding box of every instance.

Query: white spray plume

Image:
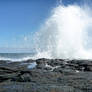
[33,4,92,59]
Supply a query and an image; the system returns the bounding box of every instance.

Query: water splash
[34,4,92,59]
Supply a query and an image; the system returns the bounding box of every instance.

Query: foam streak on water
[34,4,92,59]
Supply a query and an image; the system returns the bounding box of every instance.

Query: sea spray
[0,4,92,61]
[34,4,92,59]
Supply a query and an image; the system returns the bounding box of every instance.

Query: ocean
[0,53,34,61]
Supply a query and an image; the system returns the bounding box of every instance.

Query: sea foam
[33,4,92,59]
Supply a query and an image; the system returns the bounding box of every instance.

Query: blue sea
[0,53,34,61]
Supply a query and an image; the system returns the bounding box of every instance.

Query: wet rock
[22,59,35,63]
[0,58,92,92]
[36,58,47,65]
[36,58,47,69]
[47,59,66,67]
[67,60,92,72]
[11,73,31,82]
[53,67,63,73]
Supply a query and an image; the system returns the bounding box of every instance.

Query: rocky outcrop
[0,59,92,92]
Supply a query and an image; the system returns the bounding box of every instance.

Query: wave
[33,4,92,59]
[1,3,92,61]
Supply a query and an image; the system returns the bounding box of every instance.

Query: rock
[36,58,47,65]
[47,59,66,67]
[36,58,47,69]
[22,59,35,63]
[67,60,92,72]
[53,67,63,73]
[11,73,31,82]
[0,58,92,92]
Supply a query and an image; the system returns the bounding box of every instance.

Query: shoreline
[0,58,92,92]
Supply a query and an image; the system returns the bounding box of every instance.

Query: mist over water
[34,4,92,59]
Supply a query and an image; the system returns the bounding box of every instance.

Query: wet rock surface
[0,59,92,92]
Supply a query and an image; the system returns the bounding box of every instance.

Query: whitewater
[33,4,92,59]
[1,3,92,61]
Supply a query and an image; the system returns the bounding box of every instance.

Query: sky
[0,0,92,53]
[0,0,58,52]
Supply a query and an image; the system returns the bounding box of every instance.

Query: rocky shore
[0,58,92,92]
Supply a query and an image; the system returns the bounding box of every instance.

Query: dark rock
[11,73,31,82]
[22,59,35,63]
[47,59,66,67]
[44,67,52,71]
[53,67,63,73]
[36,58,47,65]
[36,58,47,69]
[0,58,92,92]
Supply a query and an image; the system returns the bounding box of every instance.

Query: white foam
[45,63,60,71]
[0,56,33,62]
[27,62,37,69]
[33,4,92,59]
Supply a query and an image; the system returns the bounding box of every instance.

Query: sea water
[0,53,34,61]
